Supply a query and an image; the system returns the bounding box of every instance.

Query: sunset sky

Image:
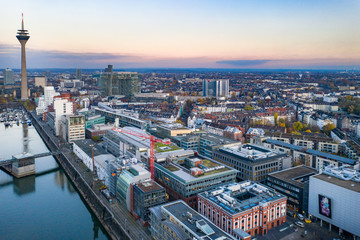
[1,0,360,69]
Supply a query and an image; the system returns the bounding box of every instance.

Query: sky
[1,0,360,69]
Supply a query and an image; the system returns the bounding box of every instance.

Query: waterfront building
[149,200,237,240]
[36,86,60,116]
[53,98,75,135]
[155,154,237,209]
[106,156,140,197]
[59,115,85,143]
[104,127,150,158]
[308,165,360,238]
[266,165,318,214]
[73,139,115,181]
[197,181,287,237]
[116,165,151,211]
[99,70,140,97]
[203,79,230,98]
[213,143,291,182]
[132,179,167,225]
[16,14,30,99]
[3,68,14,85]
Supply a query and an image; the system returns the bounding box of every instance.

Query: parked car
[297,214,304,220]
[287,211,295,217]
[295,221,305,228]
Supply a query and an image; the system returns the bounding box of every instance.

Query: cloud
[0,43,359,69]
[216,59,272,66]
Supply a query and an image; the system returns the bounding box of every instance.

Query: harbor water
[0,122,110,240]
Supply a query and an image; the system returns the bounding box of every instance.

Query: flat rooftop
[73,139,108,157]
[135,180,164,193]
[218,144,286,163]
[162,201,234,240]
[313,174,360,193]
[157,123,191,131]
[199,181,286,215]
[200,133,237,146]
[159,155,236,182]
[269,165,318,188]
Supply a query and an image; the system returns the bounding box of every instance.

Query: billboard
[318,194,332,219]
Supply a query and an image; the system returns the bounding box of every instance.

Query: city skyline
[1,0,359,69]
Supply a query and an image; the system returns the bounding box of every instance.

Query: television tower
[16,13,30,100]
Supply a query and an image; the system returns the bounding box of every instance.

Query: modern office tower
[16,14,30,100]
[3,68,14,85]
[203,79,229,98]
[105,65,113,73]
[76,69,82,80]
[99,66,140,97]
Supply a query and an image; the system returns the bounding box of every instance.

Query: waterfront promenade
[28,110,151,240]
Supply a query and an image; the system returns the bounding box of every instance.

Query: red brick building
[197,181,287,238]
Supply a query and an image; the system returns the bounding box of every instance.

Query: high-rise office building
[99,65,140,97]
[3,68,14,85]
[16,14,30,99]
[76,69,82,80]
[203,79,229,98]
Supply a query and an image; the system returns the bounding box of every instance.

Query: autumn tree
[292,121,303,132]
[274,112,279,126]
[244,104,254,111]
[322,123,336,135]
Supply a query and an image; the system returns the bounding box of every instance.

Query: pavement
[280,215,350,240]
[31,112,151,240]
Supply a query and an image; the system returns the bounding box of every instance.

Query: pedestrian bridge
[0,151,61,167]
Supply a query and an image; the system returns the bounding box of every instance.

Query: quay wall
[27,109,131,240]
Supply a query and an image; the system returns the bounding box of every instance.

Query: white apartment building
[59,115,85,143]
[54,98,74,136]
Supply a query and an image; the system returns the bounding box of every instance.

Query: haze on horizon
[1,0,359,70]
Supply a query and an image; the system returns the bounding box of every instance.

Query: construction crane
[112,127,171,180]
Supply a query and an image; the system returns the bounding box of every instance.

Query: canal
[0,123,110,240]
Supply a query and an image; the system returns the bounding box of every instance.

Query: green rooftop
[155,142,181,153]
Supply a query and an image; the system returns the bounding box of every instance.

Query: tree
[274,112,279,126]
[323,123,336,134]
[244,104,254,111]
[293,121,303,132]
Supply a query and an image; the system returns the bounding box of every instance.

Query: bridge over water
[0,150,61,177]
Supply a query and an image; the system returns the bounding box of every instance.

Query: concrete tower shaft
[16,13,30,100]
